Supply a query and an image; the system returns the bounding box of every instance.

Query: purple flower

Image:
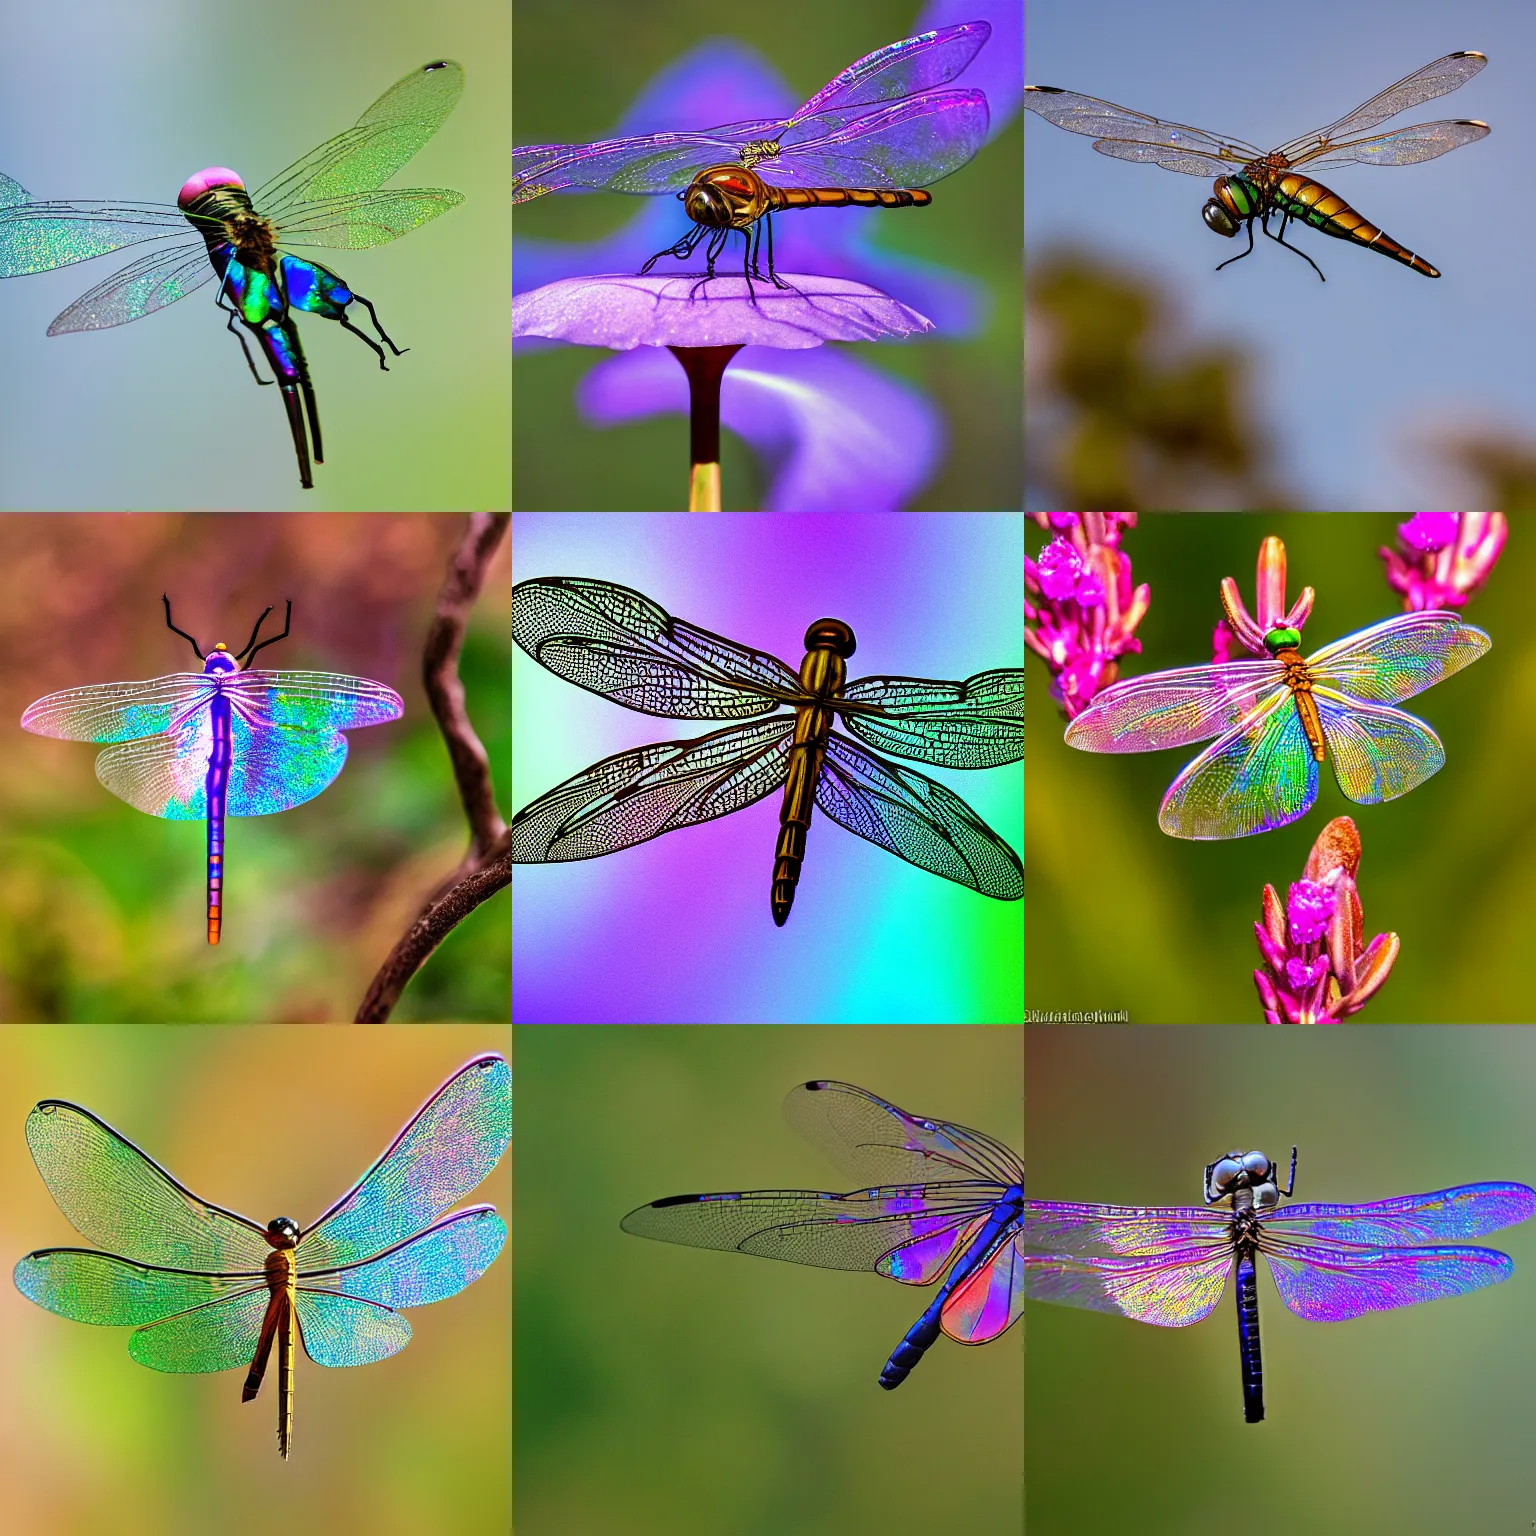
[1025,512,1148,718]
[1379,512,1507,611]
[1253,817,1399,1025]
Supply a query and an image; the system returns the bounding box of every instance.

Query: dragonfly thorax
[178,174,277,264]
[737,138,782,169]
[203,649,239,677]
[683,165,772,231]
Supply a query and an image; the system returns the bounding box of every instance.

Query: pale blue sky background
[1026,0,1530,510]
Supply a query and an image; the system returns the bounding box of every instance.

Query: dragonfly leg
[640,223,707,276]
[1264,211,1326,282]
[336,292,409,370]
[220,303,276,386]
[760,211,791,291]
[1213,218,1257,274]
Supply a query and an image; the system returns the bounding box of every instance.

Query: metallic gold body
[244,1228,299,1459]
[1275,646,1326,762]
[683,163,931,234]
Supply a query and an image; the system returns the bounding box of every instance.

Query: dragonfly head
[204,646,239,677]
[1262,625,1303,657]
[803,618,856,658]
[178,167,246,208]
[265,1216,300,1249]
[1205,1148,1283,1206]
[684,165,770,231]
[1203,175,1258,238]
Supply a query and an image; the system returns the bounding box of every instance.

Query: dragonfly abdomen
[1235,1250,1264,1423]
[206,690,232,945]
[766,186,932,211]
[1272,173,1440,278]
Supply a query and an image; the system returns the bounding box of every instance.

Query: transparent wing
[513,577,800,718]
[127,1288,272,1373]
[14,1247,262,1327]
[1298,118,1490,171]
[224,670,404,733]
[1314,691,1444,806]
[303,1206,506,1307]
[942,1228,1024,1344]
[782,1080,1024,1188]
[46,243,213,333]
[0,171,30,206]
[1259,1184,1536,1245]
[1303,612,1490,704]
[512,23,990,200]
[256,61,465,213]
[1063,662,1284,752]
[22,1100,269,1271]
[21,673,216,743]
[1157,693,1317,839]
[0,202,187,277]
[814,732,1023,899]
[1023,1200,1231,1256]
[1264,1242,1513,1322]
[1272,51,1487,159]
[298,1054,510,1272]
[294,1291,412,1367]
[1023,1247,1233,1326]
[510,718,794,862]
[621,1184,1006,1279]
[271,188,465,250]
[93,716,213,820]
[841,669,1024,768]
[1023,86,1259,176]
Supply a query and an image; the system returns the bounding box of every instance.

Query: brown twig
[355,512,510,1022]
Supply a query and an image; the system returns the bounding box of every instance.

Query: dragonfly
[13,1052,510,1458]
[511,22,991,288]
[20,596,403,943]
[511,576,1023,924]
[1023,1147,1535,1422]
[1063,608,1490,839]
[0,61,464,488]
[1024,51,1488,279]
[622,1080,1023,1388]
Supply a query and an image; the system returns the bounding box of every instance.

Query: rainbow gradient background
[0,0,508,511]
[512,512,1023,1024]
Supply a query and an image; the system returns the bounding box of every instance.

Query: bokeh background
[0,513,510,1022]
[0,1024,511,1536]
[512,512,1023,1024]
[514,1022,1021,1536]
[512,0,1022,512]
[1026,0,1536,511]
[1027,1026,1536,1536]
[1026,513,1531,1023]
[0,0,508,510]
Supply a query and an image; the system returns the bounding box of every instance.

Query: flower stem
[668,343,742,511]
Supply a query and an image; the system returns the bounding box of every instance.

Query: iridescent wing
[1272,51,1487,164]
[1023,86,1260,177]
[511,23,990,200]
[814,732,1023,898]
[1312,691,1444,805]
[0,201,188,278]
[46,243,215,334]
[513,576,800,719]
[1285,119,1489,172]
[1022,1199,1236,1326]
[1257,1183,1536,1245]
[256,61,465,211]
[21,672,217,742]
[510,717,795,862]
[941,1226,1024,1344]
[1301,612,1491,704]
[17,1100,270,1271]
[840,668,1024,769]
[296,1054,510,1273]
[1063,658,1285,752]
[295,1206,507,1367]
[1262,1241,1515,1321]
[783,1081,1024,1189]
[1157,689,1316,839]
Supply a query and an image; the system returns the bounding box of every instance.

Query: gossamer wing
[1025,51,1487,278]
[1064,610,1489,838]
[512,577,1022,924]
[13,1053,511,1458]
[622,1081,1024,1387]
[1024,1148,1534,1422]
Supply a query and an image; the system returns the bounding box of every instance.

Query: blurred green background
[0,1025,511,1536]
[0,0,508,510]
[1026,513,1532,1023]
[513,1024,1022,1534]
[0,514,510,1022]
[512,0,1022,511]
[1027,1026,1536,1535]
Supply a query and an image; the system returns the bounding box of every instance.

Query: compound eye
[1202,199,1239,237]
[1242,1150,1272,1178]
[1210,1156,1244,1191]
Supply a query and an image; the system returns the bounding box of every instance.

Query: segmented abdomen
[1274,174,1440,278]
[766,186,932,210]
